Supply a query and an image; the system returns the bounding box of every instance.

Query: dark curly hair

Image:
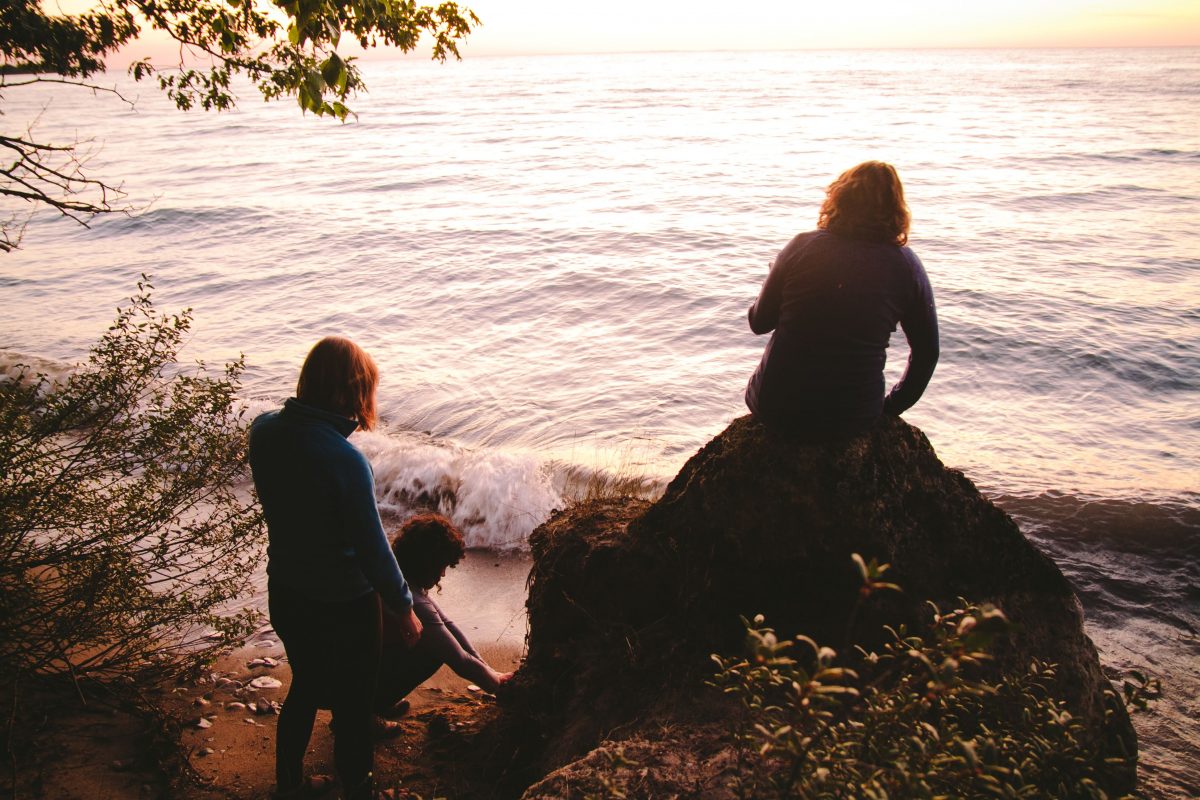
[390,513,466,591]
[817,161,910,246]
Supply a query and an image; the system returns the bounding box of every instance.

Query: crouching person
[377,513,513,719]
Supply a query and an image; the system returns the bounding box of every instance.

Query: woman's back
[745,229,937,439]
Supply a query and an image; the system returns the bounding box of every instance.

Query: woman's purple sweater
[745,229,939,439]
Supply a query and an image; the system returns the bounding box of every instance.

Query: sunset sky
[455,0,1197,55]
[102,0,1200,65]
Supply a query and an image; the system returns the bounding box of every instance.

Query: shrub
[711,558,1153,800]
[0,278,265,686]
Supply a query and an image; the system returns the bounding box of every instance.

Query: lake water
[1,47,1197,797]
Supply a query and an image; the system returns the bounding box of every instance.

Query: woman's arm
[748,258,785,335]
[419,598,503,692]
[339,448,415,617]
[443,616,483,660]
[748,233,811,335]
[883,252,940,415]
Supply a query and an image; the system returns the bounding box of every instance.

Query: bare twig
[0,76,137,108]
[6,672,19,800]
[0,130,129,230]
[57,642,88,709]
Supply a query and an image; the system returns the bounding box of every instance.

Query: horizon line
[381,42,1200,60]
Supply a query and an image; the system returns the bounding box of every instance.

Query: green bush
[711,558,1154,800]
[0,278,265,685]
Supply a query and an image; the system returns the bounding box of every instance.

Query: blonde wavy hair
[817,161,910,246]
[296,336,379,431]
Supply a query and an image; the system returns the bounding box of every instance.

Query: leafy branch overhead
[127,0,478,118]
[0,0,479,250]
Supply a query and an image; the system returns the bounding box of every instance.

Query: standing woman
[249,336,422,800]
[745,161,939,440]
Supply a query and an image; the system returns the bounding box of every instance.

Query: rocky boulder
[503,415,1136,797]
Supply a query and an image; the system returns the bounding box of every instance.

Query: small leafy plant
[711,557,1148,800]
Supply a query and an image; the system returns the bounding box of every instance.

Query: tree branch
[0,127,131,248]
[0,76,138,108]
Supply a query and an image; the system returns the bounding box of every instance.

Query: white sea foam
[0,350,76,386]
[354,428,561,550]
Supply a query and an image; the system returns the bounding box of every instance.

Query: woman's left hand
[397,607,423,647]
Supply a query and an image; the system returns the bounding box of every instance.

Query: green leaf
[321,53,343,89]
[852,552,869,582]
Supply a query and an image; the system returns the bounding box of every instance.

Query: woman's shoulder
[412,589,447,621]
[409,586,438,607]
[250,408,282,427]
[774,230,826,268]
[290,423,374,481]
[249,407,287,440]
[896,244,928,273]
[787,229,826,249]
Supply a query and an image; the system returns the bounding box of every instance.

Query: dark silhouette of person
[746,161,939,440]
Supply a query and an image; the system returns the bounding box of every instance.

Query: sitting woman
[745,160,940,440]
[377,513,513,717]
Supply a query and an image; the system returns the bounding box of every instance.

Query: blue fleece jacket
[745,229,939,439]
[248,398,413,614]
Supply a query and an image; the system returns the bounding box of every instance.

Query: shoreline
[156,511,1200,799]
[3,479,1195,797]
[5,533,1195,799]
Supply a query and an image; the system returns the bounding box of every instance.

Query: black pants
[376,643,444,712]
[269,582,381,798]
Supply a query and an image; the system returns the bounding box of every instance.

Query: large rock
[506,415,1136,797]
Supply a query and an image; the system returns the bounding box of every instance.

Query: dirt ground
[4,551,530,800]
[4,638,521,800]
[174,637,522,800]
